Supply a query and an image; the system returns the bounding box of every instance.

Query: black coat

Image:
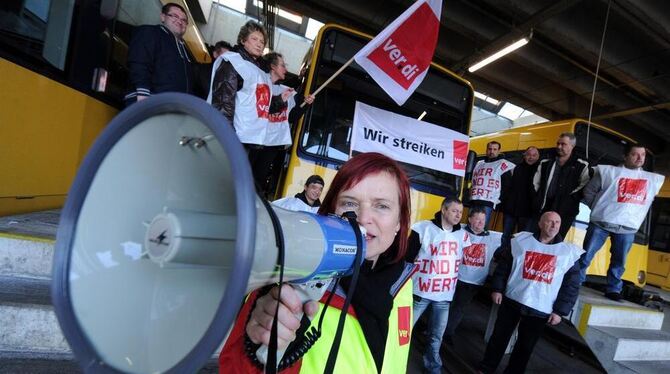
[490,233,581,317]
[501,161,539,217]
[125,25,193,103]
[532,153,590,218]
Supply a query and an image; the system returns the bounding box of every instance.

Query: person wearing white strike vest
[579,144,665,301]
[209,21,291,192]
[405,197,471,374]
[469,141,515,229]
[259,52,316,193]
[444,206,502,345]
[479,212,583,374]
[272,174,324,213]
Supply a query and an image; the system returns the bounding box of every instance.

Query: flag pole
[300,55,356,108]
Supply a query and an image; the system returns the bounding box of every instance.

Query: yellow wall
[0,59,117,216]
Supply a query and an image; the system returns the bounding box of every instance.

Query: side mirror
[462,150,477,206]
[464,150,477,179]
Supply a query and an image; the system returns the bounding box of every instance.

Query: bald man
[479,212,584,374]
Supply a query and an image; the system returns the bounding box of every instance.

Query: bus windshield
[299,26,472,197]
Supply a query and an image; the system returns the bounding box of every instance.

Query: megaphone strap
[258,196,286,374]
[243,281,338,371]
[323,213,364,373]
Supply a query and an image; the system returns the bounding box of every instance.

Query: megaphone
[51,93,365,373]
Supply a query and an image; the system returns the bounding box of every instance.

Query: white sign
[351,101,470,176]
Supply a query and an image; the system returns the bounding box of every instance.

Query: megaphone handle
[256,279,332,368]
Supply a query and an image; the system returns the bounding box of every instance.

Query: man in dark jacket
[124,3,194,105]
[500,146,540,246]
[532,133,590,239]
[479,212,584,374]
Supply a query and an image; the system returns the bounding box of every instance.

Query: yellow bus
[648,180,670,290]
[272,24,474,222]
[0,0,209,216]
[468,119,652,289]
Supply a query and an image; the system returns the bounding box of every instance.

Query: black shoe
[604,292,622,301]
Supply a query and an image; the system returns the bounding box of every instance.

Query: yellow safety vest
[299,276,414,373]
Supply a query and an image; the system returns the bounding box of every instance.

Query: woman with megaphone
[219,152,415,373]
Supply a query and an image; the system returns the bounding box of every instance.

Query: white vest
[272,196,318,213]
[458,230,502,286]
[590,165,665,230]
[263,84,294,147]
[411,221,471,301]
[470,159,515,207]
[505,232,583,314]
[209,52,274,145]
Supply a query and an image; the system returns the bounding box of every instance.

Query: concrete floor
[643,284,670,333]
[407,291,605,374]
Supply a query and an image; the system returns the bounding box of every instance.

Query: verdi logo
[463,243,485,267]
[397,306,411,346]
[522,251,556,284]
[365,2,437,89]
[453,140,468,170]
[617,178,647,205]
[255,84,270,118]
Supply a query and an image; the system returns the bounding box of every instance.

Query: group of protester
[364,132,663,373]
[121,4,666,373]
[124,3,313,195]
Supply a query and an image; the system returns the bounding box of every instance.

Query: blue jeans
[413,297,450,374]
[578,223,635,293]
[501,214,531,247]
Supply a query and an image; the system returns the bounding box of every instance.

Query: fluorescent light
[468,37,529,73]
[474,91,500,105]
[417,111,427,121]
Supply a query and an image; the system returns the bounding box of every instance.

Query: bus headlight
[637,271,646,285]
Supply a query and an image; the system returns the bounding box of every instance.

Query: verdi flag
[353,0,442,106]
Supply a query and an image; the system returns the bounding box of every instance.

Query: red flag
[354,0,442,106]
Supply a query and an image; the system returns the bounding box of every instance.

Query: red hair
[318,152,411,263]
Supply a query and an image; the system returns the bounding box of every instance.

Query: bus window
[574,122,629,166]
[0,0,69,68]
[300,27,472,195]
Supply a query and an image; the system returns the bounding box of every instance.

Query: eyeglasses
[164,13,188,24]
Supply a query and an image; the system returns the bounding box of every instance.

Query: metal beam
[450,0,582,72]
[592,101,670,120]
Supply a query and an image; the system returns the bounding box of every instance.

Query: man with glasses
[124,3,194,105]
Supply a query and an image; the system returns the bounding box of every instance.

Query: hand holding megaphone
[254,222,367,367]
[249,284,321,351]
